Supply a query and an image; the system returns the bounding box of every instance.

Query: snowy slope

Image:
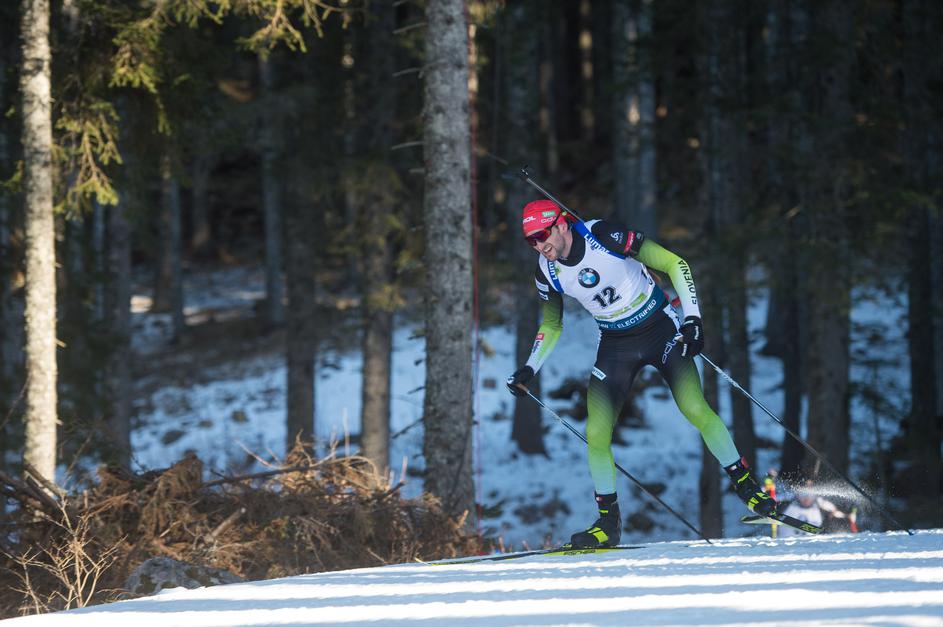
[4,530,943,626]
[128,265,911,548]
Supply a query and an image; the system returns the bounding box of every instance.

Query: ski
[740,511,824,535]
[425,545,642,566]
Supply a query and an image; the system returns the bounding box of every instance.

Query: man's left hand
[679,316,704,358]
[506,366,535,396]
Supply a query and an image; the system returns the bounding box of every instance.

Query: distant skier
[764,469,781,538]
[506,200,775,548]
[778,481,853,538]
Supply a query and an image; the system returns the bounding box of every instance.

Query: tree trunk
[20,0,58,485]
[692,36,725,535]
[359,0,397,475]
[800,3,853,478]
[538,3,560,181]
[702,0,756,469]
[726,279,755,469]
[154,152,184,341]
[284,206,317,451]
[105,202,133,467]
[934,214,943,425]
[279,23,348,457]
[104,95,147,468]
[510,294,544,456]
[190,153,212,259]
[577,0,594,143]
[166,154,185,338]
[421,0,475,521]
[503,0,546,456]
[546,2,575,148]
[60,215,94,425]
[902,0,941,497]
[258,54,285,328]
[590,0,612,150]
[699,281,724,538]
[803,283,851,477]
[360,274,393,472]
[91,202,106,323]
[778,257,804,477]
[611,0,639,224]
[764,0,806,480]
[612,0,656,236]
[636,0,657,238]
[906,203,938,492]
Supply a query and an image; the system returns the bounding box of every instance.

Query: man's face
[797,492,815,507]
[528,221,570,261]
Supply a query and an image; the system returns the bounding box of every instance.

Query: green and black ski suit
[525,219,741,495]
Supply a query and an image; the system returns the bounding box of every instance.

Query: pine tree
[258,53,285,328]
[761,0,806,479]
[358,0,398,475]
[801,2,854,477]
[421,0,475,521]
[155,149,185,340]
[502,0,546,456]
[902,0,942,499]
[699,0,757,470]
[612,0,656,237]
[20,0,58,485]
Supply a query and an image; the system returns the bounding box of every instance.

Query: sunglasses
[524,213,563,247]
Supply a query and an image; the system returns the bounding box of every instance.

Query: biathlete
[506,199,775,548]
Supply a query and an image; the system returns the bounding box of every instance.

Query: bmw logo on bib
[578,268,600,288]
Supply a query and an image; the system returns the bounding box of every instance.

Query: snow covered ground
[5,530,942,626]
[125,265,913,548]
[9,264,933,626]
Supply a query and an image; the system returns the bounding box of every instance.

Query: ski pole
[698,352,913,536]
[503,166,588,223]
[513,384,713,544]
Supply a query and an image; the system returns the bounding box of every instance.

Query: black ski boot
[569,493,622,548]
[725,456,777,516]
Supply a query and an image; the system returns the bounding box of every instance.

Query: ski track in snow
[4,531,942,626]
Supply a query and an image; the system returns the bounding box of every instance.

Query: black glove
[679,316,704,358]
[506,366,535,397]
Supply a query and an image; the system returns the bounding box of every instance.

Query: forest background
[1,0,943,612]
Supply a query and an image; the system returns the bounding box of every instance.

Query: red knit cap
[521,199,564,236]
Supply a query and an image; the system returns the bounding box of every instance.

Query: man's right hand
[678,315,704,358]
[506,366,535,397]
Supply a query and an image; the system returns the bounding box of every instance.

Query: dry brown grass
[0,442,480,618]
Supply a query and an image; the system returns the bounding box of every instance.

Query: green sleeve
[524,289,564,373]
[636,239,702,320]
